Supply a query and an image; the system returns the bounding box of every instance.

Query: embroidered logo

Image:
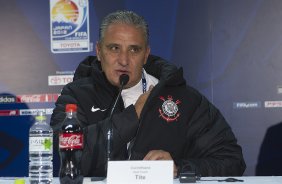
[91,105,106,112]
[158,95,181,122]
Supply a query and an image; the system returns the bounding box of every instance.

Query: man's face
[96,23,150,88]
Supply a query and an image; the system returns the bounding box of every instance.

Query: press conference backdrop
[1,0,282,176]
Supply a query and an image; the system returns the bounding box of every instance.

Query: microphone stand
[107,87,123,161]
[93,74,128,181]
[106,74,129,161]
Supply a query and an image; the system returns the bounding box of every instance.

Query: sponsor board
[0,94,59,104]
[0,96,16,104]
[233,102,261,109]
[50,0,90,53]
[265,101,282,108]
[20,108,54,116]
[0,110,19,116]
[0,108,54,116]
[17,94,52,103]
[20,109,46,116]
[46,108,54,115]
[52,94,60,102]
[48,75,73,86]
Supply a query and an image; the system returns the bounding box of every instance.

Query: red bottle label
[59,133,83,149]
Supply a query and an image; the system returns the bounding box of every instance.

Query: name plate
[107,160,173,184]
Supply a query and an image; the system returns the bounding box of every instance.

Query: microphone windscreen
[119,74,129,86]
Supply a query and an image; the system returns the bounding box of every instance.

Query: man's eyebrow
[105,43,143,49]
[129,45,143,49]
[105,43,119,47]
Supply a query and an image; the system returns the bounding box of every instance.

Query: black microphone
[107,74,129,161]
[119,73,129,87]
[109,74,129,118]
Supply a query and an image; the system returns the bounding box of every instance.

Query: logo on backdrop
[48,75,73,86]
[0,96,16,103]
[0,108,54,116]
[0,110,19,116]
[233,102,261,109]
[264,101,282,108]
[158,95,181,123]
[0,93,59,116]
[50,0,90,53]
[0,94,59,104]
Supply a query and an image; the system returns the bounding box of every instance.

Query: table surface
[1,176,282,184]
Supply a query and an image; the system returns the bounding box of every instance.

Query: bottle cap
[14,178,25,184]
[35,111,46,121]
[66,104,77,112]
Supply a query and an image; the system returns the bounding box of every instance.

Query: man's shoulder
[183,85,203,101]
[59,77,97,105]
[73,55,98,81]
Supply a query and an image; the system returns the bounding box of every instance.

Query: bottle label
[59,133,84,149]
[29,136,53,152]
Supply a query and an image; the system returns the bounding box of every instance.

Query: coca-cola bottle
[59,104,84,184]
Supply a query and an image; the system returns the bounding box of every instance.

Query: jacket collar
[73,55,186,87]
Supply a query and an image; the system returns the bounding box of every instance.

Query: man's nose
[118,51,129,66]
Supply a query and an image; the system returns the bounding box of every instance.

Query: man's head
[96,10,150,88]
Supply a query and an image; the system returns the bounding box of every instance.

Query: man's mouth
[116,70,129,75]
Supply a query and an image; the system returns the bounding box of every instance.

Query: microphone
[119,73,129,87]
[107,74,129,161]
[109,74,129,118]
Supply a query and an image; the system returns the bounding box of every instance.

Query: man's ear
[144,46,151,65]
[95,41,101,61]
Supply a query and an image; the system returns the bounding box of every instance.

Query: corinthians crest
[158,95,181,122]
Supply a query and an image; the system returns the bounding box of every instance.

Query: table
[1,176,282,184]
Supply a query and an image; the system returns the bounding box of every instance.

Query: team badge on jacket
[158,95,181,122]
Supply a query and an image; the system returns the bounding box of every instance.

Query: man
[51,10,246,177]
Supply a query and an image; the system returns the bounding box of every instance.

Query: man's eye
[106,45,120,52]
[130,47,141,53]
[110,46,119,51]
